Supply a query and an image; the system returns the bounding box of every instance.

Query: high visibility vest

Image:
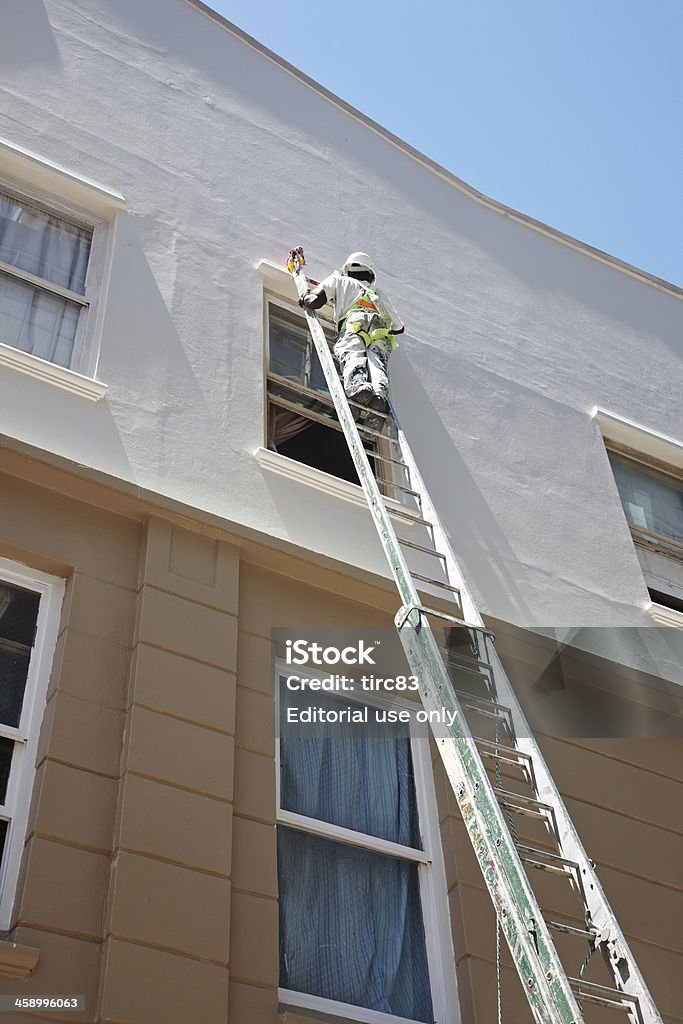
[340,284,399,350]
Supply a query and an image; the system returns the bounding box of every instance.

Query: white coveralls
[316,270,404,399]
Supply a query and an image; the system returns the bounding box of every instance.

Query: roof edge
[185,0,682,302]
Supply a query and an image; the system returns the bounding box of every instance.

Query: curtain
[278,685,433,1022]
[0,192,91,366]
[267,406,313,451]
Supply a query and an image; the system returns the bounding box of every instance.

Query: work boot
[368,393,389,414]
[346,382,373,406]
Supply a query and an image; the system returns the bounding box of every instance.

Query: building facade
[0,1,681,1022]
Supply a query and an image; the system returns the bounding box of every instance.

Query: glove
[299,287,327,311]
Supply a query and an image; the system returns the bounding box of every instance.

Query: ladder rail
[388,367,663,1024]
[289,258,582,1024]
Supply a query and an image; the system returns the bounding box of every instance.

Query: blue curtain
[278,684,433,1022]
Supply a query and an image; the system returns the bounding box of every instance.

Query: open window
[607,446,683,614]
[266,298,384,488]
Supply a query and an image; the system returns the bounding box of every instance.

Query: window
[0,561,64,930]
[266,299,381,487]
[609,450,683,553]
[276,671,456,1024]
[0,187,93,370]
[607,448,683,613]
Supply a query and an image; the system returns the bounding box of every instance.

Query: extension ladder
[287,247,663,1024]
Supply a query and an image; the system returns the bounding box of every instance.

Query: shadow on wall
[0,0,62,69]
[389,353,536,624]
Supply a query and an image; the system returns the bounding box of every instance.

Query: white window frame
[0,559,65,931]
[593,410,683,625]
[605,442,683,619]
[0,181,108,379]
[274,659,460,1024]
[266,292,337,392]
[0,135,125,400]
[606,443,683,556]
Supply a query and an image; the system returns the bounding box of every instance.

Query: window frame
[264,294,408,506]
[264,290,338,444]
[274,659,460,1024]
[266,292,336,394]
[0,559,65,931]
[606,443,683,560]
[605,441,683,622]
[0,179,111,380]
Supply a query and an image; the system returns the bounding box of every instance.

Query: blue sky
[209,0,682,287]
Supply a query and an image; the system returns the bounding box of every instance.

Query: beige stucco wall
[0,456,680,1023]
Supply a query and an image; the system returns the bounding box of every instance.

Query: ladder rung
[495,787,553,819]
[412,606,487,633]
[391,509,435,528]
[374,477,421,499]
[546,919,596,940]
[476,738,533,770]
[357,419,399,442]
[516,843,579,877]
[367,449,409,470]
[399,537,448,561]
[455,691,512,721]
[443,649,494,674]
[413,572,461,595]
[569,977,638,1010]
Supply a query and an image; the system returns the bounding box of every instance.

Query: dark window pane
[0,818,7,868]
[280,682,422,849]
[279,828,433,1022]
[609,453,683,544]
[0,583,40,647]
[268,304,331,394]
[0,583,39,728]
[0,649,32,728]
[0,738,13,804]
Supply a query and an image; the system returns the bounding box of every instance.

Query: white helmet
[342,251,375,280]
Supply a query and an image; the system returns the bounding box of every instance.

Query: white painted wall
[0,0,681,626]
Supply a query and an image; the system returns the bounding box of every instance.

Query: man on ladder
[299,252,404,421]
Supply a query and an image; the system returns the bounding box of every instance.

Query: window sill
[279,990,425,1024]
[0,940,40,981]
[648,603,683,628]
[0,343,107,401]
[255,447,412,523]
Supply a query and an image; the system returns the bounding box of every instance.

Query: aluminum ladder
[287,248,663,1024]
